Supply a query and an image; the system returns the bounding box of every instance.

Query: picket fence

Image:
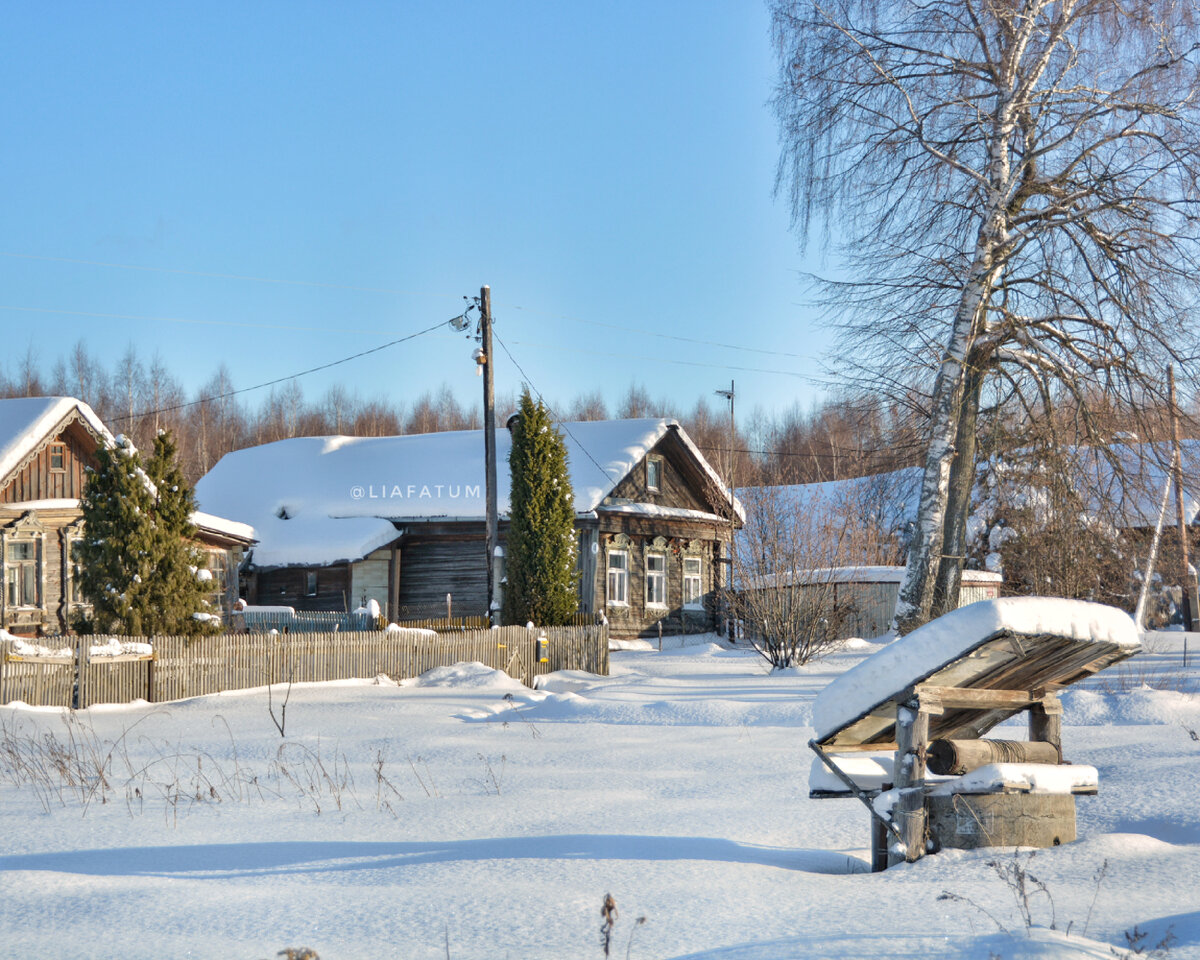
[0,624,609,709]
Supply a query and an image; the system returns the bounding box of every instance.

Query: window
[645,552,666,607]
[5,541,39,607]
[683,557,703,608]
[607,550,628,606]
[49,444,66,471]
[646,456,663,492]
[206,551,229,611]
[305,570,318,596]
[68,538,85,604]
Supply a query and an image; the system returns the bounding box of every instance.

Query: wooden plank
[916,685,1045,710]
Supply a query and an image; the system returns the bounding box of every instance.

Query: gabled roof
[0,396,256,546]
[0,397,114,484]
[195,418,742,567]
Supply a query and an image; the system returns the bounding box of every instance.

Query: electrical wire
[0,248,814,370]
[491,331,615,487]
[107,319,449,423]
[505,336,809,379]
[0,251,462,301]
[0,303,452,338]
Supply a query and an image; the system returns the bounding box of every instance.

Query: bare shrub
[733,480,909,667]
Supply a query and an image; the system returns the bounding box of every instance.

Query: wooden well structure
[809,617,1140,870]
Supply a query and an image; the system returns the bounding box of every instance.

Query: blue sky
[0,1,832,423]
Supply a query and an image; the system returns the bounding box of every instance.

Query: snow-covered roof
[812,597,1140,742]
[190,511,257,544]
[0,397,113,482]
[195,419,740,568]
[750,564,1002,589]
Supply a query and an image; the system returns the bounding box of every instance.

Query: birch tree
[772,0,1200,631]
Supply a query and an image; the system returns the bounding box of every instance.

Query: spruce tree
[502,388,578,626]
[144,431,221,637]
[76,432,219,637]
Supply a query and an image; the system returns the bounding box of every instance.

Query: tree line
[0,340,928,488]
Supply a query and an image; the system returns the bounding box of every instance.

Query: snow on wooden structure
[0,397,255,635]
[196,418,743,639]
[807,597,1140,870]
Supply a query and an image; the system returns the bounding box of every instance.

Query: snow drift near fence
[812,597,1140,740]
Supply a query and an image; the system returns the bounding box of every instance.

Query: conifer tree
[144,431,220,636]
[502,388,578,626]
[76,432,219,636]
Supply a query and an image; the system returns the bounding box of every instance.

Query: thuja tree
[76,432,219,636]
[502,388,578,626]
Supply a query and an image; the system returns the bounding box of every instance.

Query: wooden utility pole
[715,381,736,636]
[1168,365,1199,631]
[480,285,500,627]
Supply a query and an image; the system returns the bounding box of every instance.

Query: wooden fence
[0,624,609,709]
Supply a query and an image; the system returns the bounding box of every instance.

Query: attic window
[49,444,66,472]
[646,456,663,492]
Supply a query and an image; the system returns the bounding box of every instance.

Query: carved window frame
[606,534,631,607]
[3,513,46,610]
[645,536,668,608]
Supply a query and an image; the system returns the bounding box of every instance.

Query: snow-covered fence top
[812,597,1140,747]
[0,624,608,709]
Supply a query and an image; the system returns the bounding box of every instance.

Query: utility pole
[715,380,736,636]
[1168,365,1199,631]
[480,285,500,627]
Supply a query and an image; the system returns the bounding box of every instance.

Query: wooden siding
[598,535,721,639]
[0,624,609,707]
[252,563,352,612]
[398,539,488,617]
[606,434,715,515]
[0,422,99,504]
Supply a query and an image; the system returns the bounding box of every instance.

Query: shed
[746,566,1002,639]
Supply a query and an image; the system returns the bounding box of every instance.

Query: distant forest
[1,341,923,488]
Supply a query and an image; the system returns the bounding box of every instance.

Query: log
[889,700,930,866]
[927,738,1061,776]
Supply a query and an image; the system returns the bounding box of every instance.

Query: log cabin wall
[0,419,101,504]
[605,434,716,514]
[252,563,353,612]
[593,523,725,640]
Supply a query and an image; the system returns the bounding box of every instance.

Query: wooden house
[0,397,256,636]
[195,418,744,639]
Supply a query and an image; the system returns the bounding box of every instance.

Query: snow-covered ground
[1,632,1198,959]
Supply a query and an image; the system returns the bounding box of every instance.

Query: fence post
[74,637,87,709]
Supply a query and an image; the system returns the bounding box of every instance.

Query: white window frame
[607,550,629,606]
[646,456,663,492]
[683,556,703,608]
[5,539,40,609]
[645,552,667,608]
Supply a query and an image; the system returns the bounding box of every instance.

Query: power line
[108,319,448,424]
[0,251,462,302]
[501,302,814,361]
[1,248,813,370]
[0,302,452,338]
[506,336,809,380]
[491,331,615,486]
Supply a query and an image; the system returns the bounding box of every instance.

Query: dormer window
[646,456,663,492]
[49,444,66,472]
